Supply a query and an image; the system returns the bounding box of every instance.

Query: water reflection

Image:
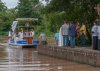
[0,46,99,71]
[8,48,38,64]
[0,46,7,58]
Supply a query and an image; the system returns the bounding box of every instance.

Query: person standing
[18,29,23,40]
[79,23,86,47]
[39,33,47,45]
[69,22,76,48]
[91,22,98,50]
[31,29,35,36]
[61,21,69,47]
[54,32,59,45]
[58,27,63,46]
[97,22,100,51]
[75,21,79,37]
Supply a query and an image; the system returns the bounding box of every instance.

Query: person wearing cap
[91,22,98,50]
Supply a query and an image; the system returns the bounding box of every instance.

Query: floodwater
[0,45,100,71]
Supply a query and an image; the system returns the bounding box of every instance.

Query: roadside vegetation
[0,0,100,46]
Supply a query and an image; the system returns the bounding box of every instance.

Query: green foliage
[41,12,67,33]
[75,35,91,46]
[0,1,16,32]
[42,0,100,35]
[40,0,100,46]
[0,0,7,12]
[0,9,16,31]
[45,0,100,22]
[0,0,99,46]
[17,0,39,18]
[0,31,8,36]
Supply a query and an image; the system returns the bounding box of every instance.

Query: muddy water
[0,46,99,71]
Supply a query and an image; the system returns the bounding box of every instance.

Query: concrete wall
[37,45,100,67]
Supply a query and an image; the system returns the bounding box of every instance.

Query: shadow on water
[0,45,99,71]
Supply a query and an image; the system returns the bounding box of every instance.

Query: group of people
[54,20,100,51]
[55,21,87,48]
[13,29,47,45]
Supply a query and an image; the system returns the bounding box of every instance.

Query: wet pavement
[0,45,99,71]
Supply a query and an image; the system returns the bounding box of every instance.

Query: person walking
[61,21,69,47]
[91,22,98,50]
[69,22,76,48]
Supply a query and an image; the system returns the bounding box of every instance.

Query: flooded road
[0,46,100,71]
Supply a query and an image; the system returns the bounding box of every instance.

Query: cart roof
[16,18,38,21]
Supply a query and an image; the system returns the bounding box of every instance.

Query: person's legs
[64,35,67,46]
[63,35,68,47]
[63,35,67,47]
[70,36,75,48]
[93,36,97,50]
[82,33,85,47]
[66,35,69,47]
[70,36,72,48]
[92,36,94,49]
[98,39,100,51]
[73,37,75,48]
[95,36,98,50]
[57,40,58,45]
[63,35,65,47]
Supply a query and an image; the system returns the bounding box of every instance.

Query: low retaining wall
[37,45,100,67]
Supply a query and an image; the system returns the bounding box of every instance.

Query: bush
[0,31,8,36]
[75,35,91,47]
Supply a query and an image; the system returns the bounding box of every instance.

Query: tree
[0,0,8,32]
[17,0,39,18]
[0,9,17,31]
[41,12,66,32]
[45,0,100,22]
[40,0,100,45]
[0,0,7,12]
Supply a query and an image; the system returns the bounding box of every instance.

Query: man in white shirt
[18,31,23,40]
[61,21,69,47]
[91,22,98,50]
[97,22,100,51]
[30,29,35,37]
